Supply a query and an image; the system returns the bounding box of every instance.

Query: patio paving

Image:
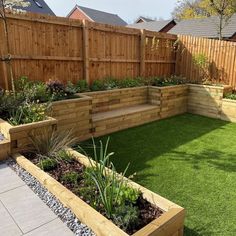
[0,163,74,236]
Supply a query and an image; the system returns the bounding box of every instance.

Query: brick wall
[68,8,92,21]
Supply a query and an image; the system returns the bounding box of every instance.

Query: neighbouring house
[17,0,55,16]
[67,5,127,26]
[135,16,154,23]
[169,14,236,41]
[128,19,176,33]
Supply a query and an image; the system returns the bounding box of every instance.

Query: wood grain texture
[0,12,177,88]
[176,35,236,89]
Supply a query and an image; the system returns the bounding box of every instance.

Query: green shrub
[38,158,57,171]
[0,91,24,121]
[61,171,80,185]
[8,102,49,126]
[150,75,185,87]
[225,93,236,100]
[90,80,107,91]
[76,80,89,93]
[90,77,145,91]
[119,78,144,88]
[14,77,50,103]
[103,78,120,90]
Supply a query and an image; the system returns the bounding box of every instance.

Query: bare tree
[0,0,30,91]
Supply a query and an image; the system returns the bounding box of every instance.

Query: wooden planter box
[13,150,185,236]
[148,85,188,119]
[0,117,57,153]
[188,84,232,119]
[50,95,92,141]
[221,99,236,122]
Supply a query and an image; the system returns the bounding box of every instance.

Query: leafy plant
[112,204,139,232]
[61,171,80,185]
[225,93,236,100]
[0,90,24,120]
[150,75,185,87]
[38,158,57,171]
[193,53,211,83]
[14,77,50,103]
[119,78,145,88]
[76,80,89,93]
[65,81,78,95]
[8,101,49,126]
[90,80,107,91]
[116,184,140,205]
[81,138,139,219]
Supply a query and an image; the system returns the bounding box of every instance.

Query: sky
[44,0,178,24]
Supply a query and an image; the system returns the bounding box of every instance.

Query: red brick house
[67,5,127,26]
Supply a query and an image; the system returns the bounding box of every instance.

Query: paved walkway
[0,163,74,236]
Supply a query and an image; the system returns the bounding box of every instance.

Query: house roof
[135,16,154,23]
[128,19,176,32]
[17,0,55,16]
[68,5,127,26]
[169,14,236,39]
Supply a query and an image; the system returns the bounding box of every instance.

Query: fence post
[140,29,146,77]
[82,20,90,85]
[1,61,9,90]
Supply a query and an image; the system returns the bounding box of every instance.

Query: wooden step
[92,104,160,137]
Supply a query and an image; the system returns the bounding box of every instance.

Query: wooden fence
[1,13,236,90]
[0,13,177,89]
[176,35,236,89]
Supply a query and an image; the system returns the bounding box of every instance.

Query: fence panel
[0,12,177,89]
[176,35,236,89]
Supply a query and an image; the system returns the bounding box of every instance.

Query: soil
[26,153,164,235]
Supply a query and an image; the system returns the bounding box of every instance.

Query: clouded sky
[44,0,178,24]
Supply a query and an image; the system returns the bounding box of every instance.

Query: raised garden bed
[187,84,232,119]
[50,94,92,141]
[13,150,185,236]
[221,99,236,122]
[0,117,57,153]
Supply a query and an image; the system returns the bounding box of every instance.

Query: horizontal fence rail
[0,12,177,89]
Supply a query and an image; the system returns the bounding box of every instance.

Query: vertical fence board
[177,35,236,89]
[0,12,177,89]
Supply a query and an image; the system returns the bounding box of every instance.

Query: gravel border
[7,159,95,236]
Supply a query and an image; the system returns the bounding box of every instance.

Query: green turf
[80,114,236,236]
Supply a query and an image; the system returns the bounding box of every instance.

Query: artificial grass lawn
[80,114,236,236]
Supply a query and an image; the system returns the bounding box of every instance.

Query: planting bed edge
[13,151,185,236]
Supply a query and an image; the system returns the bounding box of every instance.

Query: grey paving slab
[0,185,57,234]
[24,218,74,236]
[0,164,25,194]
[0,200,22,236]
